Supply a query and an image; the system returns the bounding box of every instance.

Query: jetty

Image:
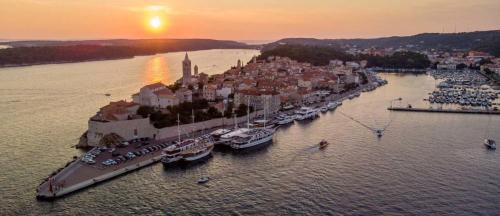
[36,139,168,200]
[388,107,500,115]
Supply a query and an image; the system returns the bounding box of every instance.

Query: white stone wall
[86,110,266,146]
[87,118,156,146]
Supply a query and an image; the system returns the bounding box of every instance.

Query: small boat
[484,139,496,150]
[320,106,328,113]
[104,93,111,97]
[197,177,210,184]
[376,130,383,137]
[319,140,329,149]
[326,101,339,110]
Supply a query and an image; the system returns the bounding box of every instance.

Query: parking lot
[80,137,176,170]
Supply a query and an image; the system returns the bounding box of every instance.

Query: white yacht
[276,114,295,125]
[230,98,276,150]
[295,107,319,121]
[218,128,251,145]
[230,128,275,149]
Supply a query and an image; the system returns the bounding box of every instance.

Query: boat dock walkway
[388,107,500,115]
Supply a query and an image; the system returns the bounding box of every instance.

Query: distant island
[0,39,255,67]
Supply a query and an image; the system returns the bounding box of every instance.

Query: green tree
[137,106,155,118]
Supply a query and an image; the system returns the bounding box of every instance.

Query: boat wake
[337,110,396,135]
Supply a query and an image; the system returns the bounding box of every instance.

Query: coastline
[0,48,258,69]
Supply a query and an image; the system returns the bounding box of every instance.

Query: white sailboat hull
[231,134,273,149]
[161,156,182,164]
[183,149,212,161]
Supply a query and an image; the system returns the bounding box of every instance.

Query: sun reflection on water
[144,56,170,84]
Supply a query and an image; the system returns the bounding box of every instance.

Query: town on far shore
[80,52,385,148]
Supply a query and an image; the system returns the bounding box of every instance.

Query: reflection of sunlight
[144,56,169,83]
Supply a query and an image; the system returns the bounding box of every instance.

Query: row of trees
[359,52,431,69]
[258,44,431,69]
[136,99,254,129]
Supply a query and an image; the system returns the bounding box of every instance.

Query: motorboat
[197,177,210,184]
[320,106,328,113]
[484,139,496,150]
[319,140,329,149]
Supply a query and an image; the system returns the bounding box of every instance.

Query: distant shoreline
[0,48,257,69]
[0,57,134,68]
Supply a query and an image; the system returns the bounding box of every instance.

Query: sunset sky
[1,0,499,41]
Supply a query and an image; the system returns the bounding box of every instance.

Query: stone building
[182,53,192,86]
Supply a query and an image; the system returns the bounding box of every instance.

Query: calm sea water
[1,52,499,215]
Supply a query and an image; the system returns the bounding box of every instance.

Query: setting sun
[150,16,162,29]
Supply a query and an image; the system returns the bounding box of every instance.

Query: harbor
[37,68,500,200]
[36,84,374,199]
[3,69,499,214]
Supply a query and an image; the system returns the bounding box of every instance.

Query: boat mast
[233,110,237,130]
[177,113,181,143]
[222,101,225,128]
[191,109,195,138]
[247,98,250,129]
[264,97,267,128]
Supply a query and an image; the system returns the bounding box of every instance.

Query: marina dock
[36,142,166,200]
[388,107,500,115]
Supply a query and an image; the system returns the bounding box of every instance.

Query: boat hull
[295,113,318,121]
[161,156,182,165]
[231,134,274,149]
[484,144,496,150]
[183,147,213,162]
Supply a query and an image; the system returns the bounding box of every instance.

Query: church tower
[182,53,192,86]
[194,65,198,76]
